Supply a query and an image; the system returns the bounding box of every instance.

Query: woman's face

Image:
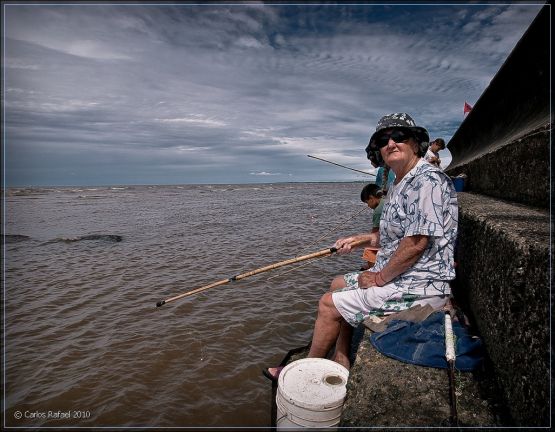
[378,128,419,168]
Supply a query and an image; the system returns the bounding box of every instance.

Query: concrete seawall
[340,4,550,427]
[447,126,550,208]
[453,193,550,425]
[446,4,550,188]
[444,5,550,425]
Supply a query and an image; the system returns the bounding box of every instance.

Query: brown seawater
[3,183,371,427]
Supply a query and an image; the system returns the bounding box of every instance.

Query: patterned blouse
[372,159,458,298]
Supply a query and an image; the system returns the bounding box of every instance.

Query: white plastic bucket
[276,358,349,429]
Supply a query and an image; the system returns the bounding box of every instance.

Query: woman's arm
[334,232,379,255]
[358,234,428,288]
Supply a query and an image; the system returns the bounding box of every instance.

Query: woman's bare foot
[331,352,350,370]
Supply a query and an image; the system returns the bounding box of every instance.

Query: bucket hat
[365,113,429,166]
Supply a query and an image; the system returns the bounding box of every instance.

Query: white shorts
[332,271,449,327]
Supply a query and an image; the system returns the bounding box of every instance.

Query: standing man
[425,138,446,167]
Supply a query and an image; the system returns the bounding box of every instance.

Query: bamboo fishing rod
[156,238,369,307]
[307,154,374,176]
[267,206,370,282]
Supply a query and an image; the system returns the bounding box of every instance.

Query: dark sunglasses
[374,128,413,148]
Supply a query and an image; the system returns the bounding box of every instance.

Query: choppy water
[3,183,371,428]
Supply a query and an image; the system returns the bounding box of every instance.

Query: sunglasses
[374,128,413,148]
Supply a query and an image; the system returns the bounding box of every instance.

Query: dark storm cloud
[3,3,543,185]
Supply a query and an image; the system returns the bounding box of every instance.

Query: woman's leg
[308,292,344,360]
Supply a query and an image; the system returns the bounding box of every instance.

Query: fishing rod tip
[156,300,165,307]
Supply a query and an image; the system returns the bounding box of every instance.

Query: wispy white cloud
[155,116,227,128]
[249,171,286,176]
[5,57,40,69]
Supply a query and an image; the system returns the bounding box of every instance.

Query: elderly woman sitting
[308,113,458,370]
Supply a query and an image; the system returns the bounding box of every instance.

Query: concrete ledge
[340,326,505,427]
[339,193,550,427]
[453,192,550,426]
[446,126,549,209]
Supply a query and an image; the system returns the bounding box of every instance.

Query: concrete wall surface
[444,7,551,422]
[442,5,552,426]
[453,192,550,426]
[447,125,549,209]
[340,326,506,427]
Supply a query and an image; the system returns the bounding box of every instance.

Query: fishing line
[264,205,369,282]
[296,205,369,257]
[307,154,374,176]
[265,254,331,282]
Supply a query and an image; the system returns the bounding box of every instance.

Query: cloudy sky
[3,2,544,186]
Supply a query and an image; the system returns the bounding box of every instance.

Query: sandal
[262,366,284,382]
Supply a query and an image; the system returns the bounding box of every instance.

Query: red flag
[464,101,473,114]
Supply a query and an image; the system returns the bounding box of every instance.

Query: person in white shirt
[425,138,446,167]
